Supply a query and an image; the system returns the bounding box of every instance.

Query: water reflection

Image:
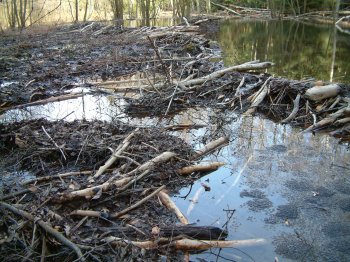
[217,19,350,83]
[172,114,350,261]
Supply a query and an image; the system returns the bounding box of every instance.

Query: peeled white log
[191,137,229,160]
[304,84,341,101]
[158,190,189,224]
[105,236,267,250]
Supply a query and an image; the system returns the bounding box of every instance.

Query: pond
[1,18,350,261]
[217,19,350,84]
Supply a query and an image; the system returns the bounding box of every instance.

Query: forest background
[1,0,349,30]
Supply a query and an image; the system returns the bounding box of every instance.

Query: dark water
[217,19,350,83]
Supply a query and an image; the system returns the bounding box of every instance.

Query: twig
[281,93,301,123]
[111,185,166,218]
[41,126,66,161]
[21,171,93,186]
[0,202,85,261]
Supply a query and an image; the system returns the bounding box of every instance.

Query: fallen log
[0,202,85,261]
[158,190,189,224]
[191,136,229,160]
[177,162,225,175]
[304,84,341,101]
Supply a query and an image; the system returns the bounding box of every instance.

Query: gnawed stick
[52,176,132,203]
[177,162,226,175]
[111,185,166,218]
[171,238,267,250]
[304,106,349,132]
[191,137,229,160]
[125,151,177,176]
[179,61,274,88]
[93,129,138,179]
[53,152,175,203]
[281,93,301,124]
[22,170,93,186]
[105,236,266,250]
[158,190,189,224]
[70,210,108,218]
[0,202,85,261]
[245,76,272,115]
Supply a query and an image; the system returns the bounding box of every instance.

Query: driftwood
[0,202,85,261]
[158,190,189,224]
[105,236,266,250]
[191,136,229,160]
[177,162,225,175]
[305,84,341,101]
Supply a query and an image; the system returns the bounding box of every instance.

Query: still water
[217,19,350,83]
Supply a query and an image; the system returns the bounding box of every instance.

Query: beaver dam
[0,20,350,261]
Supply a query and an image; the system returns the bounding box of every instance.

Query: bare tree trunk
[75,0,79,22]
[83,0,89,22]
